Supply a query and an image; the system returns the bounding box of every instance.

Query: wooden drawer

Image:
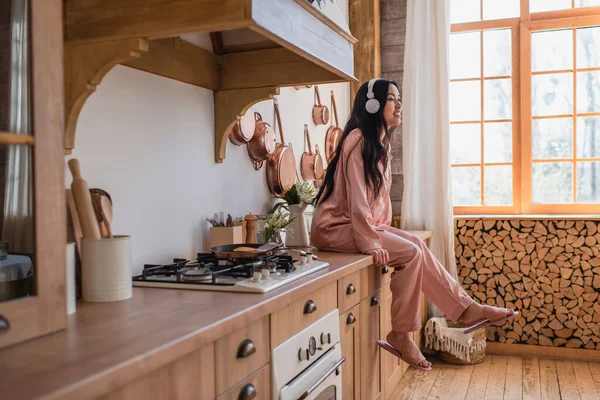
[361,263,392,299]
[270,281,337,348]
[215,315,270,395]
[217,364,270,400]
[338,270,364,313]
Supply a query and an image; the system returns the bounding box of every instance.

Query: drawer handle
[346,313,356,325]
[346,283,356,295]
[238,383,257,400]
[304,300,317,314]
[0,315,9,333]
[370,296,378,307]
[236,339,256,359]
[382,266,389,274]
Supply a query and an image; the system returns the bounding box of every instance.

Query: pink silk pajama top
[310,129,392,253]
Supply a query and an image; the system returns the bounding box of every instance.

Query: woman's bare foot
[459,303,515,325]
[386,331,432,369]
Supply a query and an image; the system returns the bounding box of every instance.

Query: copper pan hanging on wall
[229,107,256,146]
[247,111,277,170]
[312,86,329,126]
[266,99,297,197]
[325,90,343,162]
[300,124,325,181]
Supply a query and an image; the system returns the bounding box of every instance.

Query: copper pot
[312,86,329,126]
[247,112,277,170]
[301,124,325,181]
[325,90,343,162]
[267,101,297,197]
[229,107,256,146]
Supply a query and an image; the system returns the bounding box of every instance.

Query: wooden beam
[349,0,381,102]
[214,87,279,163]
[64,0,252,44]
[123,37,219,90]
[64,38,149,154]
[219,48,346,91]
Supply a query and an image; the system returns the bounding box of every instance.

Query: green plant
[270,180,317,214]
[263,211,295,242]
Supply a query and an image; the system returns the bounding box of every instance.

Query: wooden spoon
[99,196,113,239]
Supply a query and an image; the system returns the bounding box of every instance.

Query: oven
[272,309,344,400]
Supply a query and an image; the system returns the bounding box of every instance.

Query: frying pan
[266,99,297,197]
[210,243,281,259]
[325,90,343,162]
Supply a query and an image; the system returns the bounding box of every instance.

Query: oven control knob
[252,271,261,282]
[320,332,331,345]
[298,348,310,362]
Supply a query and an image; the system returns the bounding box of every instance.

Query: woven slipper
[462,311,519,334]
[377,340,432,371]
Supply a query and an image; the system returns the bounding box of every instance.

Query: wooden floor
[390,355,600,400]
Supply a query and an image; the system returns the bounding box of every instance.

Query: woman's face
[383,84,402,128]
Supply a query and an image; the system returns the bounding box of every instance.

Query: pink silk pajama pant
[337,226,475,332]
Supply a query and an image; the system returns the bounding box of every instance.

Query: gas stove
[132,252,330,293]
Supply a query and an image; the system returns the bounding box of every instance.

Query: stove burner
[133,252,296,286]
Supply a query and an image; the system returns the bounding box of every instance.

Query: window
[450,0,600,214]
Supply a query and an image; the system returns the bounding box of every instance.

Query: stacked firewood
[455,219,600,349]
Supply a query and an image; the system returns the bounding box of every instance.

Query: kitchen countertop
[0,231,432,400]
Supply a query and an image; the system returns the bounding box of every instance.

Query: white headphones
[365,78,380,114]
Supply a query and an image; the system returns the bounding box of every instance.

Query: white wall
[67,56,350,274]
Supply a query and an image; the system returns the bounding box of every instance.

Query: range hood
[63,0,357,159]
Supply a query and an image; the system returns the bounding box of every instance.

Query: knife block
[209,226,243,248]
[81,235,132,302]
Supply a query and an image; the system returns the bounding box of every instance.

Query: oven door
[279,343,345,400]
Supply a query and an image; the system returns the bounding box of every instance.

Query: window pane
[577,71,600,113]
[451,0,481,23]
[483,29,512,77]
[482,0,519,20]
[452,166,481,205]
[532,30,573,72]
[532,118,573,160]
[484,122,512,162]
[532,162,573,203]
[450,32,480,80]
[484,79,512,120]
[577,162,600,203]
[532,73,573,116]
[576,116,600,158]
[575,0,600,7]
[450,124,481,164]
[484,166,512,205]
[450,81,481,121]
[576,27,600,69]
[530,0,572,13]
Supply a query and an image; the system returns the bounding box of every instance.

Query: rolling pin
[68,159,101,240]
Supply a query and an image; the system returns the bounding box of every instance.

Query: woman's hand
[365,248,389,266]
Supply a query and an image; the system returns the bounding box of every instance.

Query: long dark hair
[315,78,398,205]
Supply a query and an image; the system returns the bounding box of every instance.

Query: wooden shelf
[63,0,357,160]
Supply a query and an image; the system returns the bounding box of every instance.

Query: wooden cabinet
[216,364,270,400]
[338,269,364,314]
[215,315,269,395]
[101,344,216,400]
[270,281,337,348]
[340,304,361,400]
[379,283,408,400]
[360,288,382,400]
[0,0,66,350]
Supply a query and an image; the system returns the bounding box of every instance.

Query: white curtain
[401,0,456,317]
[2,0,33,255]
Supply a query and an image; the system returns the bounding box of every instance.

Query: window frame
[450,0,600,215]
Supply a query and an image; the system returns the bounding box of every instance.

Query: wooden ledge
[487,342,600,363]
